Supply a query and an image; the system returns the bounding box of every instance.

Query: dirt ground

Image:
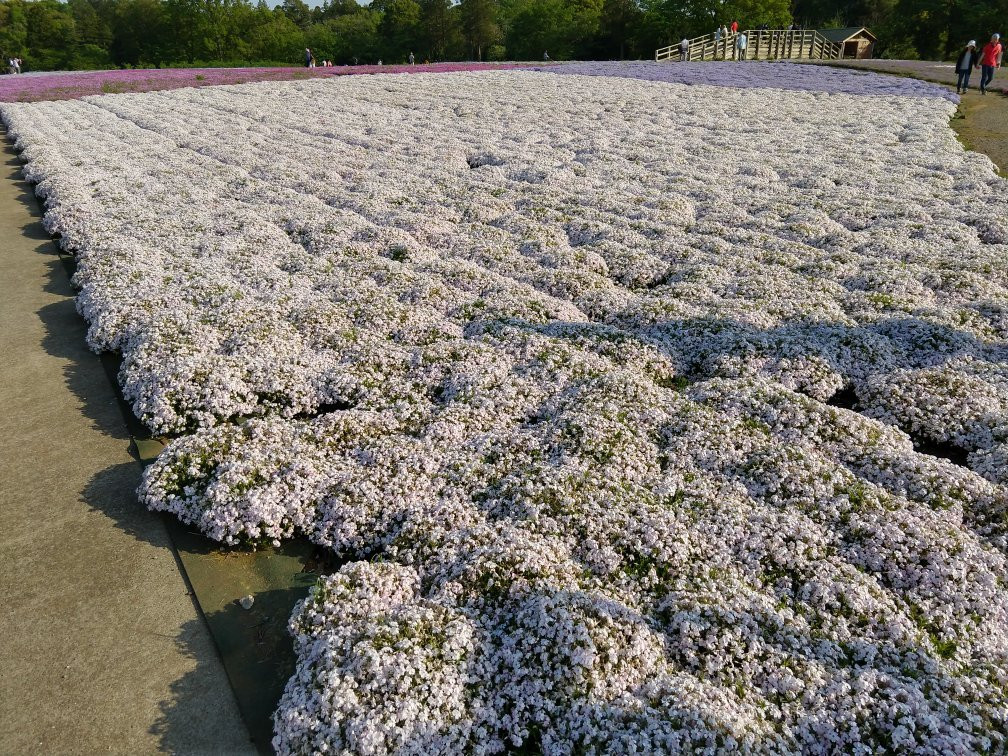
[952,90,1008,176]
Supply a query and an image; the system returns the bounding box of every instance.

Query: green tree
[200,0,256,62]
[460,0,497,59]
[506,0,556,59]
[504,0,609,59]
[721,0,789,28]
[310,11,380,62]
[0,0,30,61]
[634,0,686,54]
[68,0,112,48]
[25,0,78,70]
[375,0,421,60]
[316,0,364,21]
[598,0,641,58]
[110,0,167,65]
[280,0,312,30]
[162,0,202,62]
[248,8,305,62]
[418,0,459,60]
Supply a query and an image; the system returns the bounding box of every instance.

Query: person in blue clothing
[955,40,980,93]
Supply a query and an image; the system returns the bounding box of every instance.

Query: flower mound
[544,60,958,101]
[2,68,1007,753]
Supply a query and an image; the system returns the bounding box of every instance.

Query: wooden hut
[820,27,877,59]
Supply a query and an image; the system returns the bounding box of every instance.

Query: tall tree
[418,0,458,60]
[280,0,312,30]
[460,0,497,59]
[248,7,305,62]
[599,0,641,58]
[24,0,78,69]
[375,0,421,60]
[0,0,30,60]
[110,0,167,65]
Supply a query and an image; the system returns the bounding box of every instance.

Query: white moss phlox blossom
[2,65,1007,753]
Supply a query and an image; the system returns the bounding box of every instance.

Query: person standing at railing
[955,41,980,93]
[736,32,748,61]
[979,33,1002,94]
[715,25,722,57]
[680,37,690,61]
[731,19,739,34]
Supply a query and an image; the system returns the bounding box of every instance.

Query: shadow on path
[151,584,312,755]
[3,128,259,751]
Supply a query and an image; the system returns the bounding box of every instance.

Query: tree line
[1,0,1005,71]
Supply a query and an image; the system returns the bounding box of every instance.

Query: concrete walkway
[0,131,254,753]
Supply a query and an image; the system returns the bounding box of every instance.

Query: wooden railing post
[655,28,849,63]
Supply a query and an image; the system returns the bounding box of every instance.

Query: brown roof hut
[820,27,877,59]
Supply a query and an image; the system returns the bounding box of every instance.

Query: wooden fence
[656,29,842,63]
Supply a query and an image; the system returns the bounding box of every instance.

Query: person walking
[955,40,980,92]
[736,31,748,60]
[408,52,415,65]
[679,37,690,61]
[305,48,312,68]
[543,50,550,60]
[979,33,1003,94]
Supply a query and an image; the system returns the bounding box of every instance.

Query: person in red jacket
[730,20,739,34]
[979,33,1003,94]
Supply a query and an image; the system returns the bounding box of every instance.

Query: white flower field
[3,63,1008,753]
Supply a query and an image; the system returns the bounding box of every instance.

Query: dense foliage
[1,0,1004,70]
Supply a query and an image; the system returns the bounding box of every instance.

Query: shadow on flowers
[642,316,1005,384]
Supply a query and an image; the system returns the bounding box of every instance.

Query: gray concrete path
[0,130,254,753]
